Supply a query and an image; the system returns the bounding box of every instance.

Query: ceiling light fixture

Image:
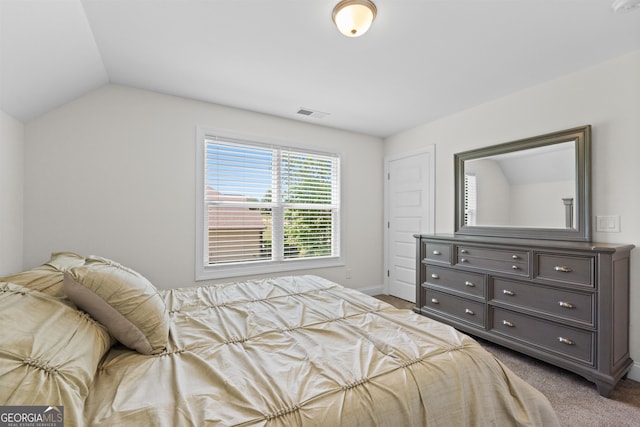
[332,0,377,37]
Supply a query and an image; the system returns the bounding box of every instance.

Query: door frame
[383,146,436,295]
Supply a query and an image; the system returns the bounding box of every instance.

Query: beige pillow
[64,256,169,355]
[46,251,85,271]
[0,282,112,427]
[0,251,85,299]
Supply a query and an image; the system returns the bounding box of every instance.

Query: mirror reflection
[454,125,590,241]
[464,141,576,229]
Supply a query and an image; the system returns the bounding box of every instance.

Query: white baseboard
[627,361,640,382]
[357,285,385,296]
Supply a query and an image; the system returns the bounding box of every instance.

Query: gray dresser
[415,234,634,397]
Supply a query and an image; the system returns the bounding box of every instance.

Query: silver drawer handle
[502,320,514,327]
[502,289,515,296]
[465,309,475,315]
[431,298,439,304]
[558,337,574,345]
[465,281,475,287]
[460,258,468,263]
[558,301,575,309]
[460,249,468,254]
[511,265,519,270]
[431,273,440,279]
[432,250,441,255]
[554,266,573,273]
[511,255,519,260]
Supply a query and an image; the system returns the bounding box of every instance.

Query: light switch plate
[595,215,621,232]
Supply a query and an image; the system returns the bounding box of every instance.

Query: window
[196,129,342,280]
[464,173,477,226]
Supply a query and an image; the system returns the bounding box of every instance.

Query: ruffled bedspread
[84,275,559,426]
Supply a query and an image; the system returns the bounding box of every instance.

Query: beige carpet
[374,295,640,426]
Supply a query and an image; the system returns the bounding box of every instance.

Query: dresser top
[415,233,635,254]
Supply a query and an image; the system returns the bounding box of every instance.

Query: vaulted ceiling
[2,0,639,137]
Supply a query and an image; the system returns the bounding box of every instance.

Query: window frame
[195,127,344,280]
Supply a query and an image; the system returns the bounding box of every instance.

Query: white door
[385,148,435,302]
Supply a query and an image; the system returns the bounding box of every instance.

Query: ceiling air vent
[296,108,330,119]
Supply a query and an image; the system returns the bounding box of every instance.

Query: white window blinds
[202,136,340,269]
[464,173,477,226]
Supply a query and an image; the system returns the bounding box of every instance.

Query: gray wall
[23,85,385,293]
[0,110,24,275]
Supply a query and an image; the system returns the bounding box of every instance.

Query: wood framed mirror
[454,125,591,241]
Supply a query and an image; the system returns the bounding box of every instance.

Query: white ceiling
[1,0,639,138]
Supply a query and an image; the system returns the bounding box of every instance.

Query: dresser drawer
[456,256,529,276]
[423,289,485,327]
[490,278,594,325]
[535,253,594,287]
[425,265,485,298]
[491,307,594,365]
[424,242,452,264]
[457,246,529,264]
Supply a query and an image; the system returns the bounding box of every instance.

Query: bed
[0,252,559,426]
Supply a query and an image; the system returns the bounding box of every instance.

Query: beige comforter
[83,275,558,426]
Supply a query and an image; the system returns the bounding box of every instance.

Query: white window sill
[195,256,344,281]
